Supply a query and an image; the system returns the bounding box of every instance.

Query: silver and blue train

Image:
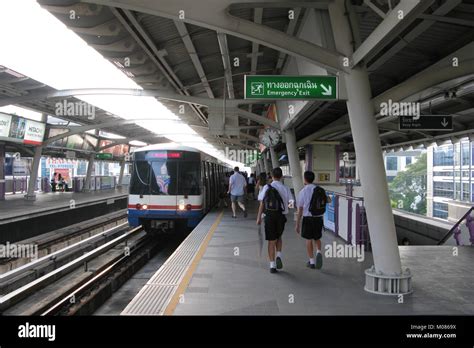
[128,143,230,231]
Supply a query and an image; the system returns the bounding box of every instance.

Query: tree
[389,153,427,215]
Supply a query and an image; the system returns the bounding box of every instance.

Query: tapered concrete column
[83,153,95,192]
[269,146,279,169]
[24,146,43,201]
[263,151,270,174]
[0,142,5,201]
[328,1,407,291]
[117,160,125,187]
[258,158,264,175]
[25,113,47,201]
[284,128,303,198]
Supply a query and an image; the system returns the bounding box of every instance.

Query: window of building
[462,142,470,166]
[433,202,448,219]
[433,145,454,166]
[462,183,470,202]
[433,171,453,177]
[405,156,412,166]
[433,181,454,199]
[386,157,398,171]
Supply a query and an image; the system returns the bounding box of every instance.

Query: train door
[204,162,210,212]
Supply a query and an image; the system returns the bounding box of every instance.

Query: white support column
[258,158,264,175]
[284,128,303,198]
[24,113,47,201]
[269,146,279,169]
[263,151,271,174]
[83,153,95,192]
[328,1,410,295]
[117,159,126,187]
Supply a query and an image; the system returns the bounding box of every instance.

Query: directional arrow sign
[244,75,337,100]
[399,115,453,131]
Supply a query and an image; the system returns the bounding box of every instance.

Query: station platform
[122,201,474,315]
[0,187,128,243]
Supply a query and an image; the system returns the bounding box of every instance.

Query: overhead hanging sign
[399,115,453,131]
[96,153,113,160]
[0,112,46,145]
[244,75,337,100]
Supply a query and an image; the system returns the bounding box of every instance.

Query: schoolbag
[309,185,327,216]
[264,184,284,213]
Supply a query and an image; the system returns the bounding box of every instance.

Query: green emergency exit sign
[96,153,113,160]
[244,75,337,100]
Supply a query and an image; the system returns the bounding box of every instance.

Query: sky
[0,0,244,167]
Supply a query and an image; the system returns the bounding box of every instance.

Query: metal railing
[324,189,370,250]
[437,206,474,245]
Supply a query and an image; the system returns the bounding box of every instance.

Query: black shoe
[306,261,316,269]
[315,252,323,269]
[232,215,237,218]
[243,210,248,218]
[276,256,283,269]
[270,268,277,274]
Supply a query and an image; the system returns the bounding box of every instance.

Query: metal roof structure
[0,65,165,158]
[1,0,474,158]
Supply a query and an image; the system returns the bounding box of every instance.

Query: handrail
[325,190,364,202]
[437,206,474,245]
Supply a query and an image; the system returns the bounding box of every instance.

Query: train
[127,143,231,232]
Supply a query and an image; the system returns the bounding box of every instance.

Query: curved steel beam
[80,0,349,74]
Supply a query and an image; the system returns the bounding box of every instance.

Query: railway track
[0,210,128,273]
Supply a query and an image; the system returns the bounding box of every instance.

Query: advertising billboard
[0,112,46,145]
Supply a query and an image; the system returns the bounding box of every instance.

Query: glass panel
[433,145,454,166]
[178,161,201,195]
[386,157,397,170]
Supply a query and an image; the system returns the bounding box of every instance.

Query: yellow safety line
[163,210,224,315]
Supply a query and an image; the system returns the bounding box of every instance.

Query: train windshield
[130,151,201,195]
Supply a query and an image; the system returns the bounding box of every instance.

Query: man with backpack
[295,171,331,269]
[256,167,293,274]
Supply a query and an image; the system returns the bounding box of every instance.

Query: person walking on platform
[295,171,331,269]
[256,167,293,274]
[228,166,247,218]
[247,173,256,200]
[255,172,266,197]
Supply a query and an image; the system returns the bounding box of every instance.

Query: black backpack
[264,184,284,213]
[309,185,327,216]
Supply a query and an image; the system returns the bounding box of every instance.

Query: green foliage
[388,153,427,215]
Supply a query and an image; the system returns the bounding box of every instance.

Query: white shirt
[258,180,293,215]
[229,172,246,196]
[297,183,323,217]
[248,176,255,185]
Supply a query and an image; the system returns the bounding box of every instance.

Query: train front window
[150,161,177,195]
[130,160,150,195]
[129,152,201,196]
[179,161,200,195]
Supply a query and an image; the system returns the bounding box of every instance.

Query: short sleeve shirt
[258,180,294,215]
[297,184,324,217]
[229,172,246,196]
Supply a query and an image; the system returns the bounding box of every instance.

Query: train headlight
[178,200,185,210]
[135,203,141,210]
[142,204,148,210]
[186,204,192,211]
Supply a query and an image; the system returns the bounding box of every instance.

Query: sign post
[244,75,337,100]
[399,115,453,131]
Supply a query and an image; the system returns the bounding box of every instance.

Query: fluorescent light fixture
[0,105,44,121]
[0,0,246,167]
